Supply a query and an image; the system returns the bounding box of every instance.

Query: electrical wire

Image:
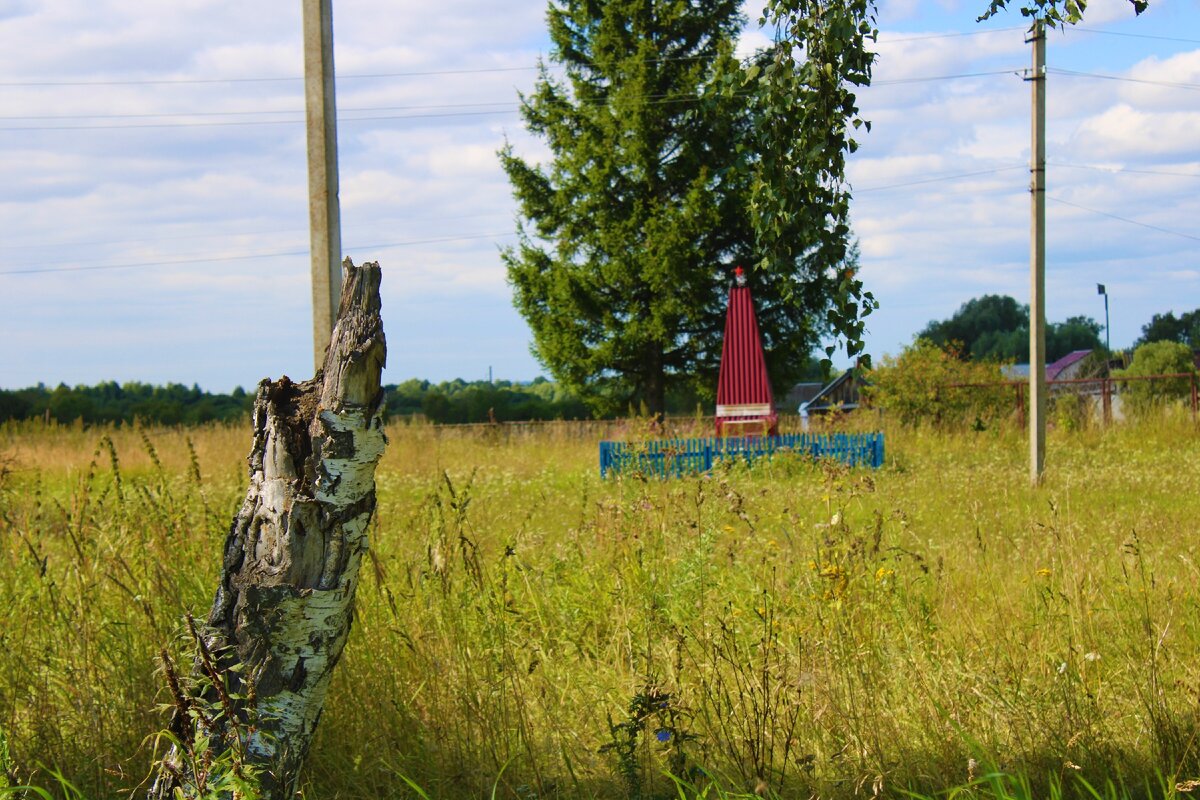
[1072,27,1200,45]
[875,26,1025,44]
[0,56,738,89]
[0,27,1029,90]
[1049,196,1200,243]
[0,249,309,276]
[1048,67,1200,90]
[0,211,513,252]
[855,165,1025,193]
[872,68,1023,86]
[0,85,748,124]
[1050,162,1200,179]
[0,65,542,88]
[0,232,515,276]
[0,68,1017,131]
[0,101,518,122]
[0,108,522,132]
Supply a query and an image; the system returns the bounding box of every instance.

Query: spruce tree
[501,0,845,416]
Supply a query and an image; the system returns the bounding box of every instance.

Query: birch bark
[151,259,386,799]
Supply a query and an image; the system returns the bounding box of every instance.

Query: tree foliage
[1137,309,1200,349]
[1117,340,1196,415]
[919,294,1103,362]
[750,0,879,368]
[861,338,1009,427]
[502,0,863,416]
[920,295,1025,360]
[977,0,1147,27]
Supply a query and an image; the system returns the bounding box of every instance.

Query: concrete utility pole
[303,0,343,371]
[1027,20,1047,485]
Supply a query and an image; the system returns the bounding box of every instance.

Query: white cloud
[1078,0,1146,24]
[0,0,1198,386]
[1069,104,1200,160]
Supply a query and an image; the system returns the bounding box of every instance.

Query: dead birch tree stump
[151,259,387,799]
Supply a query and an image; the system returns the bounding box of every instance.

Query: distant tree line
[0,375,769,427]
[919,295,1200,364]
[919,295,1103,363]
[0,381,255,426]
[1138,309,1200,349]
[0,377,715,426]
[384,378,591,423]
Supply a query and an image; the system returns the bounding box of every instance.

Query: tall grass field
[1,414,1199,799]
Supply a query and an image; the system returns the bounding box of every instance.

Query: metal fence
[947,372,1199,427]
[598,432,885,478]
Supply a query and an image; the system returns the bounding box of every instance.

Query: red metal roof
[715,275,776,436]
[1045,349,1094,381]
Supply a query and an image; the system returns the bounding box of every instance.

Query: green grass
[1,414,1199,799]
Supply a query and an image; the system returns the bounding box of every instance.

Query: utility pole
[1027,19,1046,486]
[303,0,342,371]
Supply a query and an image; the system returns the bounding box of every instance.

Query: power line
[0,100,517,122]
[0,69,1024,131]
[875,26,1024,44]
[1048,67,1200,91]
[0,29,1029,90]
[0,228,306,251]
[0,108,521,132]
[1049,196,1200,244]
[0,65,542,88]
[872,68,1023,86]
[353,231,514,252]
[0,85,747,123]
[1050,162,1200,180]
[1072,27,1200,45]
[0,249,309,276]
[856,164,1025,193]
[0,232,516,276]
[0,55,730,89]
[0,212,512,252]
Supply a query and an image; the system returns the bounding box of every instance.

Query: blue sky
[1,0,1197,392]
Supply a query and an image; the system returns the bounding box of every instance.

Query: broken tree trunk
[151,258,386,799]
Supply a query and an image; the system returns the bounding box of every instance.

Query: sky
[1,0,1197,392]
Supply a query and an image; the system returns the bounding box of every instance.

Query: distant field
[1,415,1199,799]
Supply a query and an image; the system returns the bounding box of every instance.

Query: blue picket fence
[598,432,885,478]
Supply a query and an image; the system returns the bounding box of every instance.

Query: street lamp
[1097,283,1111,354]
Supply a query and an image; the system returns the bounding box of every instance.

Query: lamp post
[1097,283,1110,354]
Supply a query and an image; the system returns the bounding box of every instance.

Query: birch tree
[151,259,387,799]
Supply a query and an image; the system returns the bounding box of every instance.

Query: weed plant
[0,414,1199,799]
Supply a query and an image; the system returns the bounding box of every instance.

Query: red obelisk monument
[715,266,777,437]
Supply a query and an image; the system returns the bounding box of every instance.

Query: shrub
[1117,340,1197,416]
[863,338,1009,428]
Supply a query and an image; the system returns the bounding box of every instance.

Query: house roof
[1004,351,1097,382]
[1046,349,1094,381]
[802,371,861,413]
[1001,363,1030,379]
[784,382,824,408]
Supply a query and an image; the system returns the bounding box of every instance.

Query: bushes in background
[862,338,1010,427]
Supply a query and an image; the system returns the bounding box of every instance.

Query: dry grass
[1,413,1199,799]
